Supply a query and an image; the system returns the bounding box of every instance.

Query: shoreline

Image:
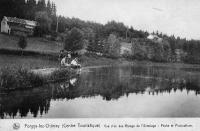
[1,48,200,69]
[1,50,200,92]
[0,48,58,60]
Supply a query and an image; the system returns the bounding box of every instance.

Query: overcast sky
[52,0,200,40]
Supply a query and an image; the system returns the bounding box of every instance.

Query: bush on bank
[0,67,73,91]
[0,67,45,90]
[47,68,74,82]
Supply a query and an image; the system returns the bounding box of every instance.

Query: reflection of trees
[0,76,80,119]
[51,66,200,101]
[72,66,200,99]
[1,66,200,118]
[0,88,51,119]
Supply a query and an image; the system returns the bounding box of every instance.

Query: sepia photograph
[0,0,200,119]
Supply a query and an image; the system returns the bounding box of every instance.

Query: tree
[35,11,52,36]
[51,2,57,16]
[87,38,95,52]
[105,34,121,57]
[105,20,127,37]
[37,0,46,11]
[17,36,27,55]
[46,0,52,16]
[26,0,37,20]
[64,28,84,52]
[87,33,104,53]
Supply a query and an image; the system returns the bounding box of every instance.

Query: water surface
[1,64,200,118]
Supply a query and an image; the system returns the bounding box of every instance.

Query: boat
[31,65,81,76]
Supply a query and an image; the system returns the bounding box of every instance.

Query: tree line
[0,0,200,64]
[0,0,57,35]
[0,0,56,20]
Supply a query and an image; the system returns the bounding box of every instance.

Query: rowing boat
[31,66,81,76]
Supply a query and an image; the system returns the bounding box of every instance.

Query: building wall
[120,42,132,55]
[1,19,11,34]
[120,46,132,55]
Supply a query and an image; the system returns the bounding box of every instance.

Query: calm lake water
[1,63,200,118]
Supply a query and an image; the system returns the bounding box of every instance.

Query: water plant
[47,68,75,82]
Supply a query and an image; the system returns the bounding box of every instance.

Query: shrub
[0,67,77,91]
[18,36,27,49]
[17,36,27,55]
[0,67,17,90]
[64,27,84,52]
[0,67,45,90]
[49,68,73,82]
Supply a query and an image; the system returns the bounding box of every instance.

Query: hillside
[0,33,62,53]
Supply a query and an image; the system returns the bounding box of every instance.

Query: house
[120,42,132,55]
[147,34,163,43]
[120,39,149,56]
[1,16,37,36]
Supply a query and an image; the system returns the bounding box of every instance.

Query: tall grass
[0,67,45,90]
[0,67,74,91]
[0,48,58,61]
[47,68,74,82]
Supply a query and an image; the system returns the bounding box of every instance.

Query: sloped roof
[120,42,132,49]
[147,34,159,40]
[25,20,37,26]
[4,16,37,27]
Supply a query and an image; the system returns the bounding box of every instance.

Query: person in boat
[59,50,65,60]
[67,52,71,59]
[61,56,69,67]
[70,57,81,68]
[61,53,71,67]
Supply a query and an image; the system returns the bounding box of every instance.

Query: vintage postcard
[0,0,200,131]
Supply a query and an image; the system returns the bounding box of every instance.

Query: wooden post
[56,16,58,32]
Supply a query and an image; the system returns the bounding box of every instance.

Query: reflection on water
[1,65,200,118]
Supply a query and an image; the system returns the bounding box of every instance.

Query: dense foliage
[0,0,200,64]
[0,67,75,90]
[0,0,57,35]
[17,36,27,55]
[0,0,56,20]
[64,28,84,52]
[17,36,27,50]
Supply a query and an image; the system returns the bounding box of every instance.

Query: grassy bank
[79,53,133,67]
[0,67,75,91]
[0,33,62,53]
[0,48,58,60]
[0,48,132,68]
[1,48,200,70]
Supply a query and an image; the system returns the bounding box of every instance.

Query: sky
[52,0,200,40]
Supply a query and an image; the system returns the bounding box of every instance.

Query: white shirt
[61,57,70,66]
[71,59,78,66]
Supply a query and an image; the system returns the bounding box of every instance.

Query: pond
[1,63,200,118]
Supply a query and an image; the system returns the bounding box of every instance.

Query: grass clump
[0,67,75,91]
[48,68,75,82]
[0,67,45,90]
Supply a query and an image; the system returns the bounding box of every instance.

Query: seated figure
[70,58,81,68]
[59,50,65,60]
[61,56,70,67]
